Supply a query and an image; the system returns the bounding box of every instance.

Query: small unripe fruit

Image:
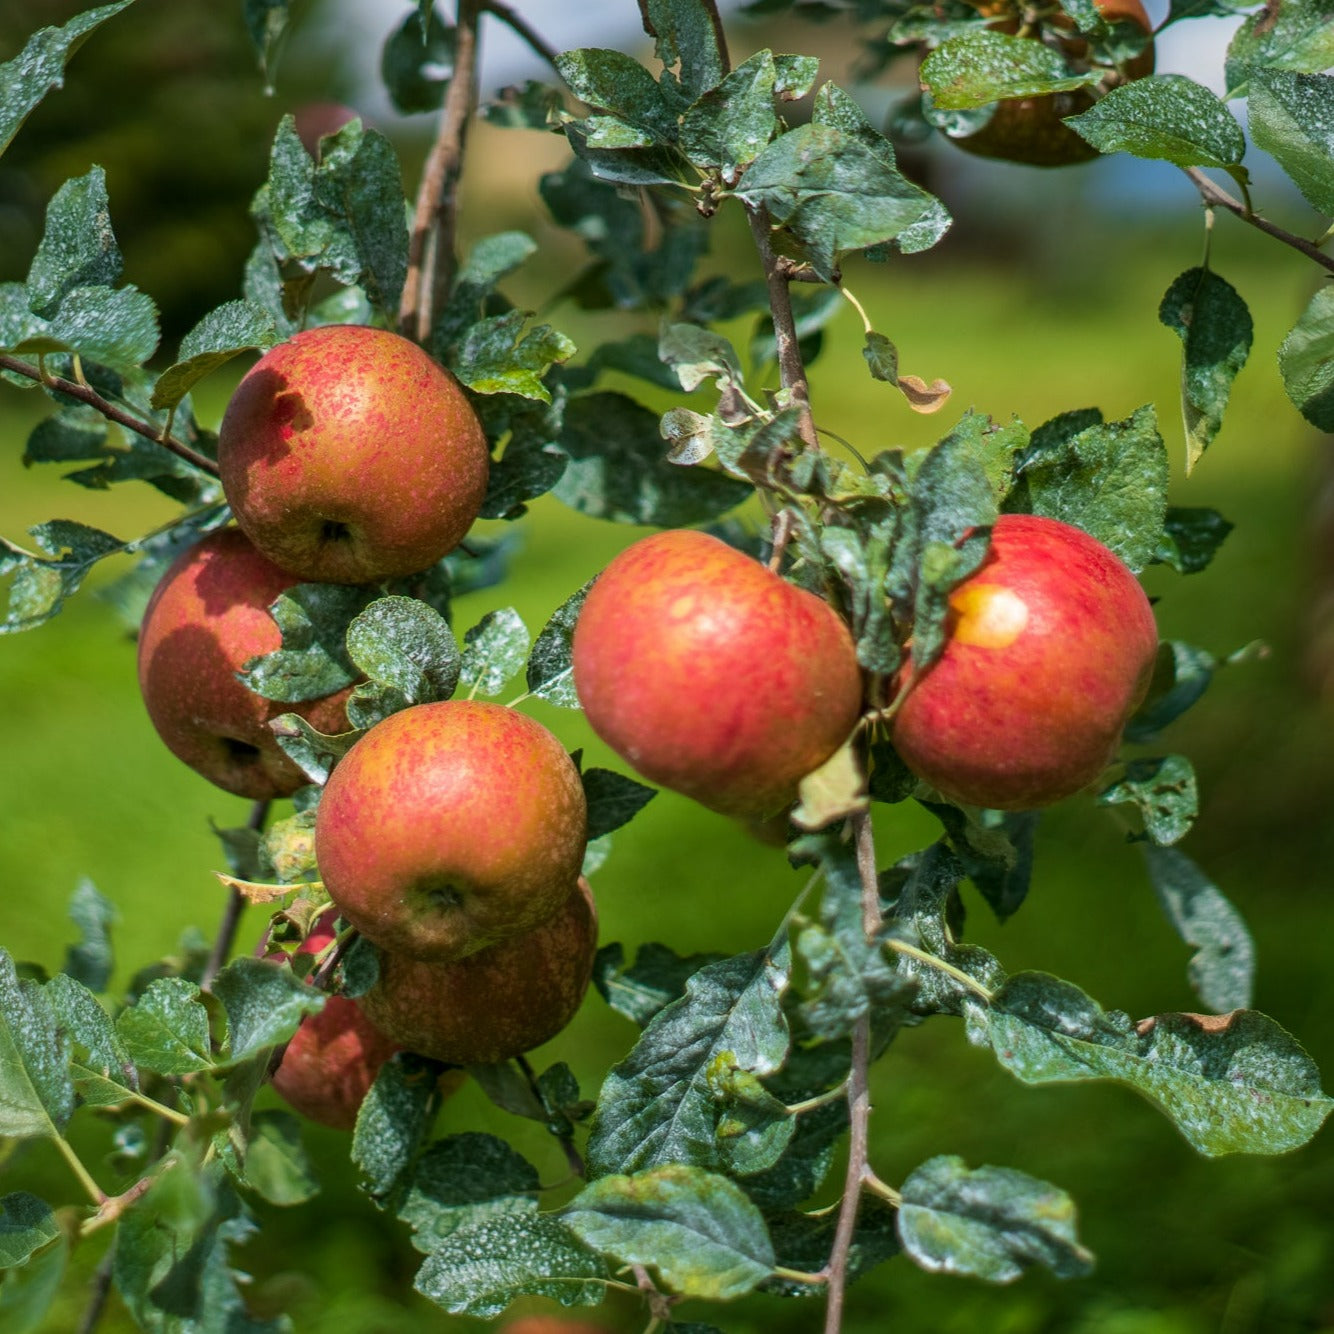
[217,325,489,584]
[572,529,864,819]
[136,528,350,799]
[314,700,588,961]
[361,878,598,1066]
[890,514,1158,809]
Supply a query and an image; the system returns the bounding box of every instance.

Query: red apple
[571,529,864,819]
[890,513,1158,809]
[291,101,358,159]
[217,325,489,584]
[360,878,597,1066]
[314,700,588,962]
[137,527,350,799]
[268,910,403,1131]
[498,1318,616,1334]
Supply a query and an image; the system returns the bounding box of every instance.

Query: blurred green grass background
[2,3,1334,1331]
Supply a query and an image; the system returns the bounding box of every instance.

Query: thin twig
[76,1249,115,1334]
[400,0,483,342]
[821,812,880,1334]
[201,799,270,989]
[0,353,219,476]
[1183,167,1334,275]
[482,0,560,70]
[516,1053,587,1180]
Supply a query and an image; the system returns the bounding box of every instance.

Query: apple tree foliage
[1,0,1333,1330]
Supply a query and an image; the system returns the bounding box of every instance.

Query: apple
[948,0,1155,167]
[137,527,351,799]
[216,325,490,584]
[268,910,403,1130]
[571,529,864,819]
[291,101,358,159]
[890,513,1158,809]
[497,1319,615,1334]
[359,877,597,1066]
[314,700,588,962]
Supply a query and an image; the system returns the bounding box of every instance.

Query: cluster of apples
[137,324,596,1128]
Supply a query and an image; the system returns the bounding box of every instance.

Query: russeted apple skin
[571,529,864,819]
[314,700,588,962]
[217,325,489,584]
[890,514,1159,810]
[952,0,1155,167]
[269,910,403,1131]
[360,877,598,1066]
[136,527,351,799]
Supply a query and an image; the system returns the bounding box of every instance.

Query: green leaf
[1066,75,1248,171]
[44,971,137,1105]
[640,0,726,98]
[737,123,944,279]
[1015,404,1168,573]
[526,582,590,708]
[1153,506,1233,575]
[0,1195,59,1270]
[451,311,575,401]
[484,80,564,129]
[244,0,291,88]
[0,519,126,633]
[61,879,115,993]
[345,595,461,725]
[1226,0,1334,99]
[1098,755,1198,847]
[743,1095,847,1213]
[587,945,791,1175]
[381,6,455,115]
[0,1233,66,1334]
[212,957,324,1065]
[593,942,728,1028]
[414,1212,609,1317]
[480,413,569,521]
[1125,640,1217,742]
[1141,845,1254,1014]
[151,300,280,411]
[898,1155,1094,1283]
[43,284,160,375]
[353,1054,445,1208]
[763,1198,897,1295]
[564,1165,775,1300]
[924,805,1038,924]
[921,32,1101,110]
[459,608,530,698]
[240,1109,319,1206]
[556,48,679,142]
[269,714,364,787]
[555,392,752,526]
[1279,285,1334,432]
[1158,267,1253,472]
[1248,71,1334,216]
[25,167,122,315]
[399,1132,539,1253]
[0,951,74,1138]
[582,769,657,841]
[115,977,213,1075]
[237,582,368,704]
[986,972,1333,1155]
[681,50,779,172]
[0,3,138,158]
[659,322,744,393]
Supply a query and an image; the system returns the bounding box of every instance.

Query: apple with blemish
[217,324,489,585]
[136,527,351,799]
[571,529,864,819]
[890,513,1159,809]
[313,700,588,961]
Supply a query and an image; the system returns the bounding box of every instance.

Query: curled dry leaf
[213,870,297,904]
[898,374,952,414]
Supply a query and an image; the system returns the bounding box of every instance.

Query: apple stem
[400,0,482,342]
[201,799,271,990]
[0,353,220,477]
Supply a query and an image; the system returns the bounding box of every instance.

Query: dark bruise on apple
[890,513,1159,810]
[217,325,490,585]
[136,527,351,799]
[571,529,865,819]
[313,700,589,962]
[360,877,598,1066]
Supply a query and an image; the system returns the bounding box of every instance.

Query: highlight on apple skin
[136,527,351,799]
[217,324,490,585]
[890,513,1159,810]
[360,877,598,1066]
[571,528,864,819]
[314,700,588,962]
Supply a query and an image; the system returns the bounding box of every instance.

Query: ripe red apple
[217,325,489,584]
[890,513,1158,809]
[268,910,403,1130]
[291,101,358,159]
[948,0,1155,167]
[498,1318,615,1334]
[360,878,597,1066]
[314,700,588,961]
[571,529,864,819]
[137,527,350,799]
